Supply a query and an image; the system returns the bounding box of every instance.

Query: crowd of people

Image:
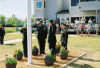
[20,19,68,58]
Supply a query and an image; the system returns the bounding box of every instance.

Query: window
[80,0,95,2]
[36,18,43,21]
[35,1,45,9]
[36,1,42,8]
[71,0,79,6]
[44,1,45,8]
[60,18,66,24]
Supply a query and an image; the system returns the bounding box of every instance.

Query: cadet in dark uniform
[0,24,5,45]
[61,23,68,50]
[20,23,28,57]
[32,20,47,54]
[48,19,56,55]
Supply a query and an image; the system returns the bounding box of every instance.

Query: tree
[0,15,6,25]
[32,14,34,24]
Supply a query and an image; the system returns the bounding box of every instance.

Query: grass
[0,35,100,68]
[4,33,22,41]
[4,27,22,33]
[5,27,18,33]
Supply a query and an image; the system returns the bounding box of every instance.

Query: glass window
[44,1,45,8]
[71,0,79,6]
[36,1,42,8]
[80,0,96,2]
[36,18,42,21]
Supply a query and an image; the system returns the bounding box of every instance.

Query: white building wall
[63,0,69,10]
[45,0,58,20]
[34,0,46,19]
[57,0,63,11]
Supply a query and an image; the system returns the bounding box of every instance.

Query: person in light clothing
[80,23,85,34]
[75,19,80,29]
[81,16,86,24]
[87,22,92,36]
[88,18,92,24]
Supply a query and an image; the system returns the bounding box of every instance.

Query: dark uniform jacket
[20,28,27,41]
[48,24,56,43]
[61,28,68,43]
[32,24,47,40]
[0,28,5,36]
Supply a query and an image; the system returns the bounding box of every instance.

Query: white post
[27,0,34,65]
[96,10,98,23]
[79,0,81,23]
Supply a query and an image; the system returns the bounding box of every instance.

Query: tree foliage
[0,14,34,27]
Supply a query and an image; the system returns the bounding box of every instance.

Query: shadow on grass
[68,63,94,68]
[5,44,16,46]
[80,57,100,62]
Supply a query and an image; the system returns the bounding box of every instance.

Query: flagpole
[27,0,34,65]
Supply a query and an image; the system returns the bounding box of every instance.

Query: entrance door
[60,17,66,25]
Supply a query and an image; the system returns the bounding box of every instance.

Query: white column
[27,0,34,65]
[96,10,98,23]
[79,0,81,23]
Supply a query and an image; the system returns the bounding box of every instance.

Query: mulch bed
[0,49,83,68]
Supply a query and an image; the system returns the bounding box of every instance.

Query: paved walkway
[4,36,36,44]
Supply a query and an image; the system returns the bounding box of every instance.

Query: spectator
[43,18,46,24]
[80,23,85,34]
[75,19,80,24]
[71,22,74,29]
[65,18,70,24]
[88,18,92,24]
[0,24,5,45]
[87,22,92,36]
[54,20,56,24]
[75,19,80,29]
[81,16,86,24]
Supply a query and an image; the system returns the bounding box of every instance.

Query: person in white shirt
[87,22,92,36]
[75,19,80,29]
[88,18,92,24]
[65,18,70,24]
[81,16,86,24]
[75,19,80,24]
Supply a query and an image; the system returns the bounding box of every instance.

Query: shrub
[56,42,61,49]
[45,53,56,61]
[5,54,17,64]
[13,49,23,55]
[32,46,38,51]
[60,48,68,55]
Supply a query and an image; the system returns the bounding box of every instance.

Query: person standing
[0,24,5,45]
[32,20,47,55]
[75,19,80,29]
[80,23,85,34]
[88,18,92,24]
[81,16,86,24]
[87,22,92,36]
[20,23,28,58]
[48,19,56,55]
[61,23,68,50]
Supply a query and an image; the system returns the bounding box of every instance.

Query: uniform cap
[39,20,43,22]
[24,23,27,27]
[48,19,53,23]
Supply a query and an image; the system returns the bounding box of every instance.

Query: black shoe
[42,52,46,54]
[24,55,27,58]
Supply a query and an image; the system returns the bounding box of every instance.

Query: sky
[0,0,34,20]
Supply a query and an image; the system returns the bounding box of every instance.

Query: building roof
[56,10,69,14]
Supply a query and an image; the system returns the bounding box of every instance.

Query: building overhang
[56,10,69,14]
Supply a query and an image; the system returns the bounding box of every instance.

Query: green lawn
[4,33,22,41]
[5,27,18,33]
[0,35,100,68]
[4,27,22,33]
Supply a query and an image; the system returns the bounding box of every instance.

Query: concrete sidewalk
[4,36,36,44]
